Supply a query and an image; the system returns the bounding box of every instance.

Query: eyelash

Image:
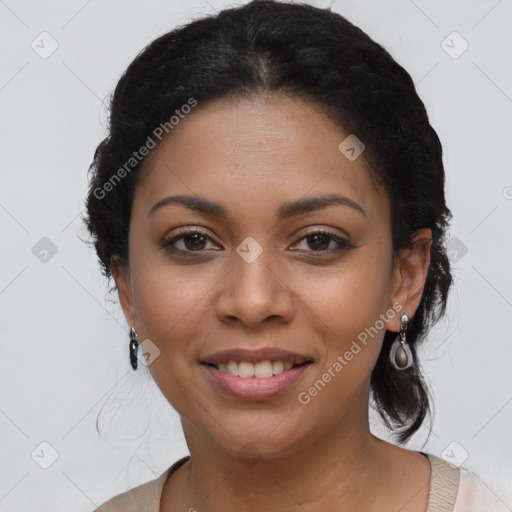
[162,226,355,257]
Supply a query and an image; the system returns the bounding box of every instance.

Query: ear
[111,255,136,328]
[386,228,432,332]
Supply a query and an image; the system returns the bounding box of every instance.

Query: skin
[113,94,433,511]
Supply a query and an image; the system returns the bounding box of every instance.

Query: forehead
[134,95,389,226]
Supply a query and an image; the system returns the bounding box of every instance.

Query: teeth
[254,360,273,378]
[214,359,305,378]
[227,361,238,376]
[238,361,255,378]
[272,360,284,374]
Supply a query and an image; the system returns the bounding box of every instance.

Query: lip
[201,347,313,365]
[201,361,313,401]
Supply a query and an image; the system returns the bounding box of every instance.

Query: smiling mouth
[202,360,312,379]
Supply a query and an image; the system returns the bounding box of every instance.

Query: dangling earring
[129,326,139,370]
[389,314,414,370]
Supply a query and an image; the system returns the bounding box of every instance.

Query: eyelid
[165,225,349,242]
[298,225,349,240]
[170,225,213,238]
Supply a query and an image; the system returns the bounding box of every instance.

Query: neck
[166,414,393,511]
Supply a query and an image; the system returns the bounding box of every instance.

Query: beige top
[94,452,461,511]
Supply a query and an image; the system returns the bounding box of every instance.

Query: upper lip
[201,347,313,365]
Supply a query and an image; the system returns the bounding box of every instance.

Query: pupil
[186,233,206,250]
[309,234,329,251]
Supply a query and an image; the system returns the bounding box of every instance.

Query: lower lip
[201,363,312,401]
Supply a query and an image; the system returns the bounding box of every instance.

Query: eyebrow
[147,193,367,220]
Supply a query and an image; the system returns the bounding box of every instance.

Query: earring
[129,326,139,370]
[389,314,414,370]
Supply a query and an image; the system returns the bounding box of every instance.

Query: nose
[214,244,295,329]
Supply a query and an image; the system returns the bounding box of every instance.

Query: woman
[85,1,508,510]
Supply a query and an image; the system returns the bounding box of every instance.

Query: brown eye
[305,233,332,251]
[291,228,354,255]
[162,227,219,254]
[181,232,208,251]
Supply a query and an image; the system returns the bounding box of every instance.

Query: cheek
[129,262,210,411]
[131,243,392,349]
[130,258,219,354]
[310,251,391,328]
[312,255,392,381]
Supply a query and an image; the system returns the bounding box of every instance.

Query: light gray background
[1,0,511,510]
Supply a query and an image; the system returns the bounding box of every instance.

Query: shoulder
[423,453,460,511]
[92,470,169,512]
[424,452,512,512]
[92,456,190,512]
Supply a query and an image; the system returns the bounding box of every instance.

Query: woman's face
[114,95,430,459]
